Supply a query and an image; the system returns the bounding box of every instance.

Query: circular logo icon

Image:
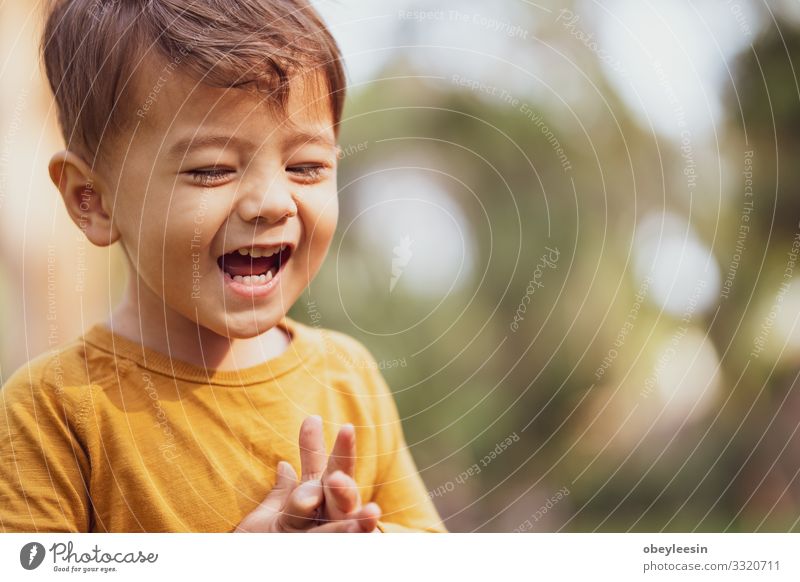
[20,542,46,570]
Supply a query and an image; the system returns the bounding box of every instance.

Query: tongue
[220,253,276,277]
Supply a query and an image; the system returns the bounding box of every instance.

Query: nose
[235,174,298,224]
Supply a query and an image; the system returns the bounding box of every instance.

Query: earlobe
[48,150,120,247]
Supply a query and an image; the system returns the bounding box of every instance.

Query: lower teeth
[231,268,275,286]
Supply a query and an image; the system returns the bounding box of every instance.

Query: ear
[48,150,120,247]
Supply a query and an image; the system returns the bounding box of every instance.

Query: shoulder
[286,317,394,396]
[287,316,376,369]
[0,333,106,419]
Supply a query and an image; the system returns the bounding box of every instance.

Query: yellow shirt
[0,317,445,532]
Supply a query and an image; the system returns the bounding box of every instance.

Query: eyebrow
[166,130,337,162]
[166,135,256,161]
[282,130,337,152]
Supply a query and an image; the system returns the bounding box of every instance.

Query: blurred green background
[3,0,800,531]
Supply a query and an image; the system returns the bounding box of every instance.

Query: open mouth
[217,243,293,286]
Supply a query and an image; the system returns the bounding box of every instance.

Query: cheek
[116,187,224,277]
[112,191,158,265]
[165,192,222,249]
[112,166,172,258]
[302,189,338,267]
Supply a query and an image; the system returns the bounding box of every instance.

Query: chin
[218,312,284,339]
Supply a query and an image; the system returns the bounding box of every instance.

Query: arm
[366,363,447,533]
[0,363,92,532]
[372,420,447,533]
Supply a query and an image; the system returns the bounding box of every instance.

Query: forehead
[130,58,336,149]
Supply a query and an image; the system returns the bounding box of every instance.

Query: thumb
[260,461,298,513]
[234,462,298,533]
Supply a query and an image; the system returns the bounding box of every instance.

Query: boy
[0,0,444,533]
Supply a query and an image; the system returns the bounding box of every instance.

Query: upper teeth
[236,244,286,258]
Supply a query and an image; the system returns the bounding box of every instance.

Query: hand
[234,416,381,533]
[298,415,381,526]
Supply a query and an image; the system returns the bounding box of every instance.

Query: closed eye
[286,164,330,183]
[186,167,235,187]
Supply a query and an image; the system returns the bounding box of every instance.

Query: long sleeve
[0,359,92,532]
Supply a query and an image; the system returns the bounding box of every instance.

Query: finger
[299,415,327,481]
[323,470,360,517]
[311,503,381,533]
[259,461,298,514]
[277,479,323,531]
[308,503,381,533]
[324,423,356,478]
[350,502,381,533]
[308,520,358,533]
[309,519,369,533]
[234,462,298,533]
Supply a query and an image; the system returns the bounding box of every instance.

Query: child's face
[103,69,339,338]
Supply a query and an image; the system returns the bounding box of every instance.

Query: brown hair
[41,0,346,163]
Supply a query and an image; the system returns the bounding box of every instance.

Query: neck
[107,271,290,371]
